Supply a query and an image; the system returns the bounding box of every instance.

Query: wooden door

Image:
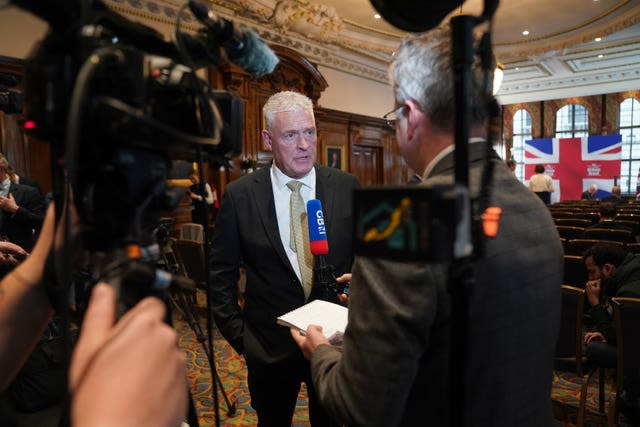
[352,145,382,186]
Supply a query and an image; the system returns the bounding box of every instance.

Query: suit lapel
[315,165,335,234]
[250,168,292,269]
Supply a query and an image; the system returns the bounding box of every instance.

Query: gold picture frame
[325,145,346,171]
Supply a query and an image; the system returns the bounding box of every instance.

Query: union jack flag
[524,135,622,202]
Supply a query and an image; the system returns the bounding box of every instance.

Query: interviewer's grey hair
[263,91,314,132]
[388,24,493,131]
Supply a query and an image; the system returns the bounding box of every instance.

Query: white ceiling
[9,0,637,105]
[200,0,639,104]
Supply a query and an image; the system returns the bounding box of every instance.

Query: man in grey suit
[209,91,358,426]
[292,25,563,426]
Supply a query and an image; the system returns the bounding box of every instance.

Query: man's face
[263,109,317,179]
[585,256,602,281]
[585,255,616,282]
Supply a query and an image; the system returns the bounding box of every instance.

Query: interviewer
[291,23,562,427]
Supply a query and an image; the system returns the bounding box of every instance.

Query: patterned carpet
[173,293,309,427]
[174,292,632,427]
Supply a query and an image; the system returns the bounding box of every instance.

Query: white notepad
[277,299,348,344]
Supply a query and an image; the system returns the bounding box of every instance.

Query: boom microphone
[188,0,279,77]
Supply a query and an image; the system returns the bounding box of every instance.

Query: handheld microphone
[307,199,329,256]
[306,199,346,299]
[188,0,279,77]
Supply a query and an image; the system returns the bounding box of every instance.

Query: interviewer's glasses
[383,105,404,130]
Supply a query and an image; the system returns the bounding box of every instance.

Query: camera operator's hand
[0,241,28,268]
[70,283,188,427]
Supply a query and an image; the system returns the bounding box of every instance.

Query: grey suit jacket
[310,143,563,427]
[209,164,359,365]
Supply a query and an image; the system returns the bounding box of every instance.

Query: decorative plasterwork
[102,0,640,98]
[499,69,640,101]
[103,0,393,82]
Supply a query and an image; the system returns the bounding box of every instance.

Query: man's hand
[70,283,187,427]
[0,241,27,268]
[584,331,606,344]
[290,325,330,360]
[585,279,602,306]
[0,194,18,213]
[336,273,351,305]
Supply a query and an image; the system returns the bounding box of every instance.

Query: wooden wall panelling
[349,121,383,186]
[316,107,408,186]
[315,113,349,168]
[0,55,52,194]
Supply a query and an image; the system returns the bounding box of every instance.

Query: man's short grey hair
[388,24,493,130]
[262,91,314,132]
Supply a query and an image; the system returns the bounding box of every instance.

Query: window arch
[555,104,588,138]
[619,97,640,194]
[511,108,531,182]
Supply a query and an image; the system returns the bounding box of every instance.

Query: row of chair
[552,211,640,224]
[556,226,636,243]
[555,217,640,231]
[556,287,640,426]
[558,238,640,257]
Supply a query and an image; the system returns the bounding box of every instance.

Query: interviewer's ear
[404,99,423,141]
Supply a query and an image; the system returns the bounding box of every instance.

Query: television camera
[9,0,277,309]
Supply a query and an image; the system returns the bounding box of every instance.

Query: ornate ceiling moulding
[495,3,640,63]
[104,0,200,31]
[104,0,393,83]
[500,68,640,95]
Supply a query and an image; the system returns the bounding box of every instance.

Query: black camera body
[9,0,251,318]
[16,0,242,253]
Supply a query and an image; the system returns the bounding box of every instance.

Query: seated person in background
[528,163,554,204]
[582,184,598,200]
[6,162,43,196]
[0,155,45,252]
[583,244,640,422]
[602,185,622,204]
[584,200,636,242]
[506,159,516,174]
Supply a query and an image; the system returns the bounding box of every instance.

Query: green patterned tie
[287,180,313,300]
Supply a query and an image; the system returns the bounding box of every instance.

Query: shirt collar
[0,177,10,192]
[421,137,485,180]
[271,163,315,191]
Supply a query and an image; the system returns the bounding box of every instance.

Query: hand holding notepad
[277,299,348,345]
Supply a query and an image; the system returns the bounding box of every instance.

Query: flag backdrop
[524,135,622,202]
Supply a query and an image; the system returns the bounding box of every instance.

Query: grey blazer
[310,143,563,427]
